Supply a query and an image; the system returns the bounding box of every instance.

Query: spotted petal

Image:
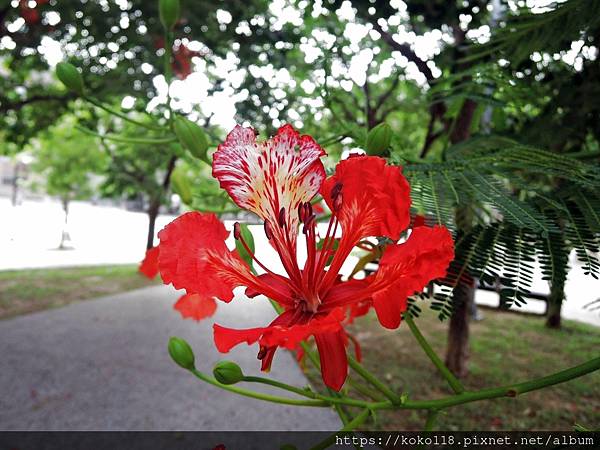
[212,124,326,232]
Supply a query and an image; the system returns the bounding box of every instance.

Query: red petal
[321,155,411,241]
[244,273,294,306]
[314,331,348,391]
[173,293,217,321]
[158,212,248,302]
[372,226,455,329]
[213,308,345,353]
[139,246,160,279]
[212,124,326,234]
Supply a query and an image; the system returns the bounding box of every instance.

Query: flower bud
[173,116,209,161]
[55,62,84,94]
[159,0,180,31]
[365,123,392,156]
[213,360,244,385]
[170,167,193,205]
[168,336,195,370]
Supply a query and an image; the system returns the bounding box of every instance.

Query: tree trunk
[59,197,71,249]
[146,200,160,250]
[145,155,177,251]
[11,162,20,206]
[545,281,565,329]
[444,99,478,378]
[445,281,474,377]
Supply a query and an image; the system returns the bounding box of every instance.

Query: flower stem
[403,314,465,394]
[348,356,402,404]
[384,356,600,410]
[242,375,317,399]
[83,96,163,130]
[310,409,371,450]
[76,125,175,144]
[423,409,439,431]
[298,341,352,425]
[189,368,328,407]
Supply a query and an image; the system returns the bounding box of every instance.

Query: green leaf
[235,223,255,270]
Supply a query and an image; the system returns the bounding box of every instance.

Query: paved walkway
[2,198,599,327]
[0,285,341,431]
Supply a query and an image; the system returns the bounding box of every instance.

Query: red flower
[139,245,218,321]
[174,293,217,321]
[19,0,48,25]
[139,246,160,279]
[172,43,201,79]
[156,124,454,390]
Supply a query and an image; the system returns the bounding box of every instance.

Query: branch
[404,314,465,394]
[374,72,401,112]
[371,21,434,84]
[0,93,76,113]
[161,155,177,190]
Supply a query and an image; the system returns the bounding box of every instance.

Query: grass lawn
[0,265,158,319]
[304,305,600,431]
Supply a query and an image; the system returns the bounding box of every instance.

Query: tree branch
[0,93,76,113]
[371,21,435,84]
[374,71,401,113]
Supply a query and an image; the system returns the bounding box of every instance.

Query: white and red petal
[212,124,326,232]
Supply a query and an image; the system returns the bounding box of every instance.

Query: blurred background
[1,0,599,432]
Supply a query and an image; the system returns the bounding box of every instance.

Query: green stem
[189,369,328,407]
[310,409,371,450]
[423,409,439,431]
[242,376,317,399]
[348,356,401,404]
[83,96,161,130]
[76,126,175,145]
[163,29,174,131]
[299,341,351,425]
[404,314,465,394]
[384,356,600,410]
[195,205,240,214]
[347,378,386,402]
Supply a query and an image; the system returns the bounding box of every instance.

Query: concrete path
[0,285,341,431]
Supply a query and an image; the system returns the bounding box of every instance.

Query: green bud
[170,167,193,205]
[55,62,84,94]
[213,360,244,385]
[168,336,195,370]
[365,123,392,156]
[159,0,180,31]
[173,116,209,161]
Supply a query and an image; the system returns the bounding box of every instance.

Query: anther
[302,214,316,235]
[331,182,343,200]
[233,222,241,240]
[305,202,313,218]
[298,203,305,222]
[333,192,343,212]
[257,346,268,360]
[264,220,273,240]
[278,207,287,228]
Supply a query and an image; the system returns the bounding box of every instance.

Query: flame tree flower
[155,124,454,391]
